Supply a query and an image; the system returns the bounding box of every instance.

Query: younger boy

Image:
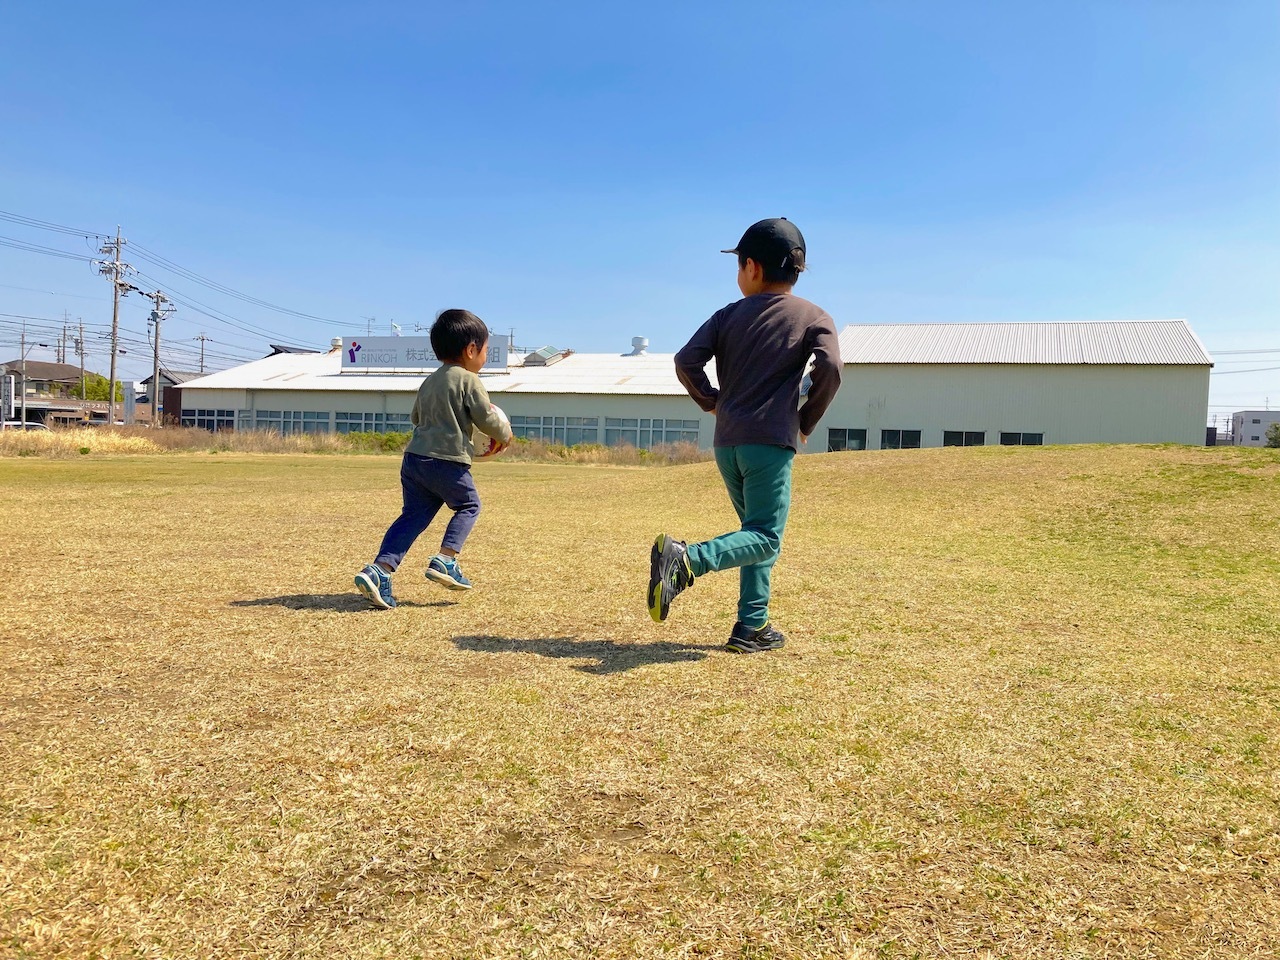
[649,218,842,653]
[355,309,512,609]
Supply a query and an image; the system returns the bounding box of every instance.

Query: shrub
[0,424,713,465]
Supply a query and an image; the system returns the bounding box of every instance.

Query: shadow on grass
[230,594,457,612]
[452,634,720,674]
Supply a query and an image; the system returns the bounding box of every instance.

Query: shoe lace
[665,557,690,593]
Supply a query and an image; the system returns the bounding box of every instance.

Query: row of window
[828,428,1044,452]
[334,411,412,434]
[181,409,702,447]
[181,410,412,434]
[510,415,600,446]
[181,411,1045,452]
[511,415,701,448]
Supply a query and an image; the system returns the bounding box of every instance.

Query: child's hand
[799,432,809,445]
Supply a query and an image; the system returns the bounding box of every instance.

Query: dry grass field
[2,444,1278,959]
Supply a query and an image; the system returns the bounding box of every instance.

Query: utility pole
[59,312,70,363]
[141,290,175,427]
[98,228,135,425]
[194,333,210,373]
[18,321,49,427]
[77,319,86,415]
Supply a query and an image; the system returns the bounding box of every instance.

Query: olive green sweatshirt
[404,364,512,466]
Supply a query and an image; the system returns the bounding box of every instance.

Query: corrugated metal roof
[180,348,717,396]
[179,319,1213,399]
[838,320,1213,365]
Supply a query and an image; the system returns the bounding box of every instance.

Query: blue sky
[1,1,1276,420]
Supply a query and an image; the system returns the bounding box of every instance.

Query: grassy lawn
[2,445,1277,958]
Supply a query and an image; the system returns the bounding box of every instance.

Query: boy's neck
[750,283,793,297]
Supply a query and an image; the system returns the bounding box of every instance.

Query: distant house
[137,368,203,423]
[0,359,102,424]
[1230,410,1280,447]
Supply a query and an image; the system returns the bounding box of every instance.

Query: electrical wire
[131,270,315,348]
[128,241,356,328]
[0,235,97,262]
[0,209,107,238]
[1210,365,1280,376]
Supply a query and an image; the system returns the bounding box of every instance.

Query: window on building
[180,409,236,431]
[1252,419,1261,424]
[604,417,638,446]
[604,417,700,448]
[827,428,867,452]
[880,429,921,450]
[335,412,411,434]
[252,410,332,434]
[943,431,985,447]
[999,432,1044,446]
[1252,436,1260,442]
[509,415,601,445]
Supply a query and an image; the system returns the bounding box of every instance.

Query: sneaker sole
[724,640,785,654]
[648,534,666,623]
[355,572,393,610]
[425,568,473,591]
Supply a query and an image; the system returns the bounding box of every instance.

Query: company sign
[340,336,508,372]
[1,375,13,419]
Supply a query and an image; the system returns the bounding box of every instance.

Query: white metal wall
[812,363,1210,449]
[181,362,1211,450]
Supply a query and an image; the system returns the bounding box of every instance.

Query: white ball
[473,403,511,460]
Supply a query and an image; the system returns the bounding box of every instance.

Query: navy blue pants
[375,454,480,571]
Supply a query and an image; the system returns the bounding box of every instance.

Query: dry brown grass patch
[2,445,1278,958]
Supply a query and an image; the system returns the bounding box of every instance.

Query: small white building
[176,320,1213,451]
[1230,410,1280,447]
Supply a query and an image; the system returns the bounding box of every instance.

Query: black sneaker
[648,534,694,623]
[725,621,787,654]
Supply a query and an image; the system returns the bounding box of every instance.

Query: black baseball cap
[721,217,806,269]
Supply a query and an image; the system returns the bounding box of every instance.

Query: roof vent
[629,336,649,356]
[330,337,343,351]
[523,346,565,366]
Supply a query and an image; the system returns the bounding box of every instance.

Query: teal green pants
[685,444,795,630]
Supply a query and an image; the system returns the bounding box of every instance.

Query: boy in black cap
[649,218,842,653]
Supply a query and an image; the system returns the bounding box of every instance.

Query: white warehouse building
[820,319,1212,449]
[175,320,1212,451]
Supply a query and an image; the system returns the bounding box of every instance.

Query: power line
[0,209,106,238]
[0,208,355,344]
[1211,365,1280,376]
[0,282,110,302]
[127,241,356,328]
[132,270,317,349]
[0,234,97,262]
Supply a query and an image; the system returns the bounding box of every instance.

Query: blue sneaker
[425,555,473,591]
[355,563,396,609]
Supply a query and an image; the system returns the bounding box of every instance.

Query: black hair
[430,308,489,362]
[739,247,806,286]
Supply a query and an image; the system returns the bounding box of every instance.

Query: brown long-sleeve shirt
[674,293,842,451]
